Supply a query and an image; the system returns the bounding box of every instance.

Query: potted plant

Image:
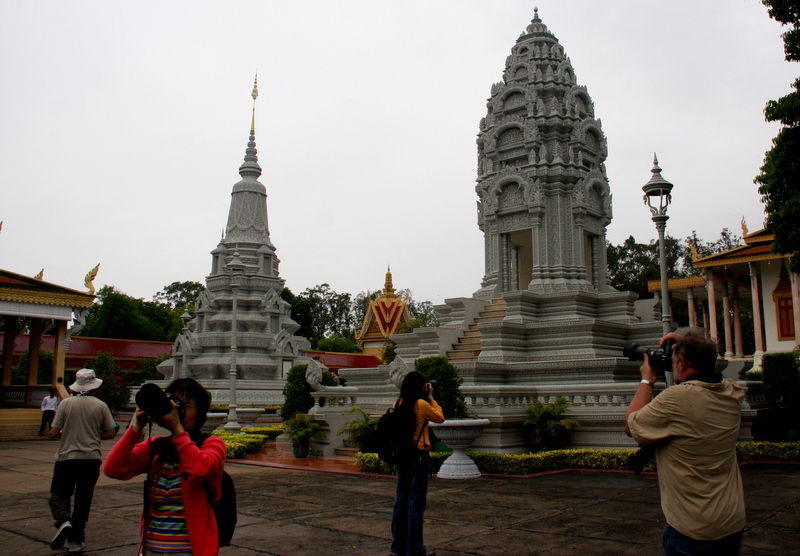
[523,396,580,451]
[283,413,324,458]
[337,407,379,452]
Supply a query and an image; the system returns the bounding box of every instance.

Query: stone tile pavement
[0,438,798,555]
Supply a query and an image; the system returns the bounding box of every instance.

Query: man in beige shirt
[626,330,745,555]
[49,369,116,553]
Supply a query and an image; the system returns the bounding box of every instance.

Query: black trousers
[48,459,101,542]
[39,410,55,435]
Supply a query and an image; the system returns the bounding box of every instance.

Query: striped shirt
[145,460,191,553]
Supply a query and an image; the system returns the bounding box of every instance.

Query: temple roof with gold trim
[0,269,94,309]
[356,268,412,347]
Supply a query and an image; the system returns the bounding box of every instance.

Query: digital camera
[135,383,180,417]
[622,339,676,374]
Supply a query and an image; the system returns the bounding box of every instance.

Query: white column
[721,280,734,359]
[707,269,719,346]
[749,262,766,357]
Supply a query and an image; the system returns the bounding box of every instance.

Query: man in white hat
[48,368,116,553]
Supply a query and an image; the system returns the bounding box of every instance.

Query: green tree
[414,356,468,419]
[281,364,313,421]
[11,349,54,385]
[153,281,205,311]
[124,353,169,386]
[315,333,361,353]
[84,350,130,415]
[281,284,355,348]
[756,0,800,272]
[606,235,688,297]
[79,286,174,341]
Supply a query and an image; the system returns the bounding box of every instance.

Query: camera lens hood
[136,383,173,417]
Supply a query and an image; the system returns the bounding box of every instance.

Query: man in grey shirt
[49,369,116,553]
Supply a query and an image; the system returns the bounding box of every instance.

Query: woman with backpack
[391,371,445,556]
[104,378,226,556]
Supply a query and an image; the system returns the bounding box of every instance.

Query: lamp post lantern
[642,154,674,338]
[223,250,246,433]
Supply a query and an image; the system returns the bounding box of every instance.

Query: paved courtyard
[0,438,798,555]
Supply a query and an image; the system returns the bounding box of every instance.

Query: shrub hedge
[354,442,800,475]
[241,424,285,440]
[212,431,269,459]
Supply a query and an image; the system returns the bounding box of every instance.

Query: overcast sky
[1,1,796,308]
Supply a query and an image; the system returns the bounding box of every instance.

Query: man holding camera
[625,330,746,555]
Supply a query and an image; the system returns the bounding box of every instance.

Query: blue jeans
[662,524,743,556]
[391,453,430,556]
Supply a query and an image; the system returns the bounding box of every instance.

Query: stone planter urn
[236,408,264,427]
[430,418,490,479]
[201,412,228,433]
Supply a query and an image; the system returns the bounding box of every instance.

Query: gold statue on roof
[84,263,100,295]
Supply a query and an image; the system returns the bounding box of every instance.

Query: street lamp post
[642,154,674,386]
[224,250,246,433]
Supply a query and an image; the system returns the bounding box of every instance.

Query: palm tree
[338,407,379,452]
[523,396,580,451]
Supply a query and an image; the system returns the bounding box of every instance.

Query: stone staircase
[0,408,44,440]
[446,298,507,362]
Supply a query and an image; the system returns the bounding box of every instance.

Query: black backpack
[376,406,426,466]
[146,433,237,547]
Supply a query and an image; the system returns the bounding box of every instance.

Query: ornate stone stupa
[475,7,612,298]
[158,77,310,404]
[342,10,689,451]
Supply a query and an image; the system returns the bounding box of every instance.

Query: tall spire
[239,73,261,180]
[225,75,270,246]
[250,72,258,133]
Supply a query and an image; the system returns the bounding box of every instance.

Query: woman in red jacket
[104,379,225,556]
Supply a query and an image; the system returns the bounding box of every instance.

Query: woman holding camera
[391,371,445,556]
[104,378,225,556]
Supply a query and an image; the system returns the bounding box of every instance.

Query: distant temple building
[356,268,412,359]
[158,79,310,404]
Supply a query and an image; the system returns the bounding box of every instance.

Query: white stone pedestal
[430,419,490,479]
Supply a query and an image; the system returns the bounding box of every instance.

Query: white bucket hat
[69,368,103,393]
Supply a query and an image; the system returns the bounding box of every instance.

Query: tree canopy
[606,228,743,298]
[756,0,800,271]
[79,281,205,342]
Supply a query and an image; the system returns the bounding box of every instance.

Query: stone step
[0,409,45,440]
[447,350,481,360]
[446,298,507,363]
[334,446,359,457]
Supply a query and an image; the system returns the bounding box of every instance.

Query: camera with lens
[135,383,180,417]
[622,339,676,374]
